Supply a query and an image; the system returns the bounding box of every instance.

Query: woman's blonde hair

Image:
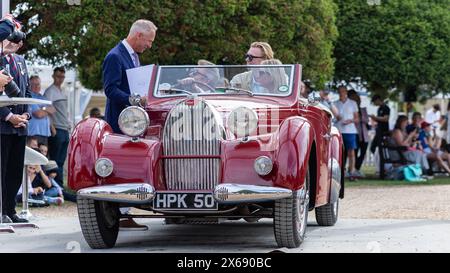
[250,42,274,59]
[260,59,287,92]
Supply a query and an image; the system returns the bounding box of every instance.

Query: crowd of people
[319,85,450,181]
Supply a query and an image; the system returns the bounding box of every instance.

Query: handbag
[403,164,426,182]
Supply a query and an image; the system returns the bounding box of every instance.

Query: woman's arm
[36,165,52,189]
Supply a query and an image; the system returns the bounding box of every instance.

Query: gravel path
[27,185,450,220]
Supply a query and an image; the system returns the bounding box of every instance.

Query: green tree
[334,0,450,100]
[13,0,337,91]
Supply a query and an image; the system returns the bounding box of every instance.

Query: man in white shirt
[333,86,360,179]
[425,104,443,138]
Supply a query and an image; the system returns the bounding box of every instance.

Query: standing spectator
[27,75,55,146]
[348,90,369,178]
[425,104,444,143]
[425,104,442,129]
[333,86,360,179]
[446,102,450,147]
[0,39,32,223]
[369,95,391,154]
[103,19,157,230]
[44,67,71,186]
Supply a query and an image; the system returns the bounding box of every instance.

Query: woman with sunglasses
[253,59,288,94]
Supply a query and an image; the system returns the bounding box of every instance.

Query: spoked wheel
[273,171,310,248]
[77,197,120,249]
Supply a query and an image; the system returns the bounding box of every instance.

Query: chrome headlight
[95,158,114,178]
[227,106,258,137]
[118,106,150,137]
[254,156,273,176]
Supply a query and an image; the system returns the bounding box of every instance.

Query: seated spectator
[26,136,39,149]
[17,165,63,206]
[390,115,430,173]
[418,122,450,175]
[39,143,48,158]
[406,112,423,134]
[43,161,65,197]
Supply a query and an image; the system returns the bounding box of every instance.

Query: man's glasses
[245,54,265,62]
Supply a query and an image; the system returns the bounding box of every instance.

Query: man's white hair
[129,19,158,35]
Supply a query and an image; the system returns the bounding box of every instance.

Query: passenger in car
[177,60,220,93]
[253,59,288,94]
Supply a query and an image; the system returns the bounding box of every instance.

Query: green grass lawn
[346,165,450,187]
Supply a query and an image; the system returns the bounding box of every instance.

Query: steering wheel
[174,80,215,93]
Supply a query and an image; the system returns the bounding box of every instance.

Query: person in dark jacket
[0,14,18,91]
[0,38,32,223]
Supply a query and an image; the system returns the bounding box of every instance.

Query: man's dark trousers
[48,128,69,186]
[1,134,26,216]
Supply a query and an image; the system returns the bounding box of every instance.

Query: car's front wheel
[77,197,120,249]
[315,199,339,226]
[273,171,310,248]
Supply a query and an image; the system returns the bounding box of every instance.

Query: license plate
[153,192,218,210]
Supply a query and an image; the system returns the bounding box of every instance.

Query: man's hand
[8,114,28,128]
[178,77,195,86]
[139,96,148,106]
[2,40,22,55]
[0,70,12,89]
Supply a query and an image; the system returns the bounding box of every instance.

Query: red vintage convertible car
[68,64,344,249]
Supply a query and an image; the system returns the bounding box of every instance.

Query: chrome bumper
[213,184,292,204]
[77,183,155,204]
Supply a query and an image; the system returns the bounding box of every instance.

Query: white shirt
[122,39,139,67]
[333,98,358,134]
[425,108,441,128]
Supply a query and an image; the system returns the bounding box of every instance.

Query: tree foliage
[334,0,450,99]
[13,0,337,91]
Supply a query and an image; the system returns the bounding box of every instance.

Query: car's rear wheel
[315,199,339,226]
[273,171,310,248]
[77,197,120,249]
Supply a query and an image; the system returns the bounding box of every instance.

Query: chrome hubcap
[296,187,309,235]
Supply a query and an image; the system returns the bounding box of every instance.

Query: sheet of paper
[126,64,154,97]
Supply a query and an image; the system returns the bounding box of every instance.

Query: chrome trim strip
[77,183,155,204]
[214,184,293,204]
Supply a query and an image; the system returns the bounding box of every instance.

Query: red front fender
[274,117,314,191]
[68,118,162,191]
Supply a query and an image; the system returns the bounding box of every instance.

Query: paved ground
[1,184,450,253]
[1,217,450,253]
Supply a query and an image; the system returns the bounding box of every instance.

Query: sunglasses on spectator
[245,54,265,62]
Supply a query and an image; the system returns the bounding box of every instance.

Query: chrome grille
[163,100,221,190]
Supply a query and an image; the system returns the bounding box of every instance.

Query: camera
[7,31,26,43]
[1,70,20,97]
